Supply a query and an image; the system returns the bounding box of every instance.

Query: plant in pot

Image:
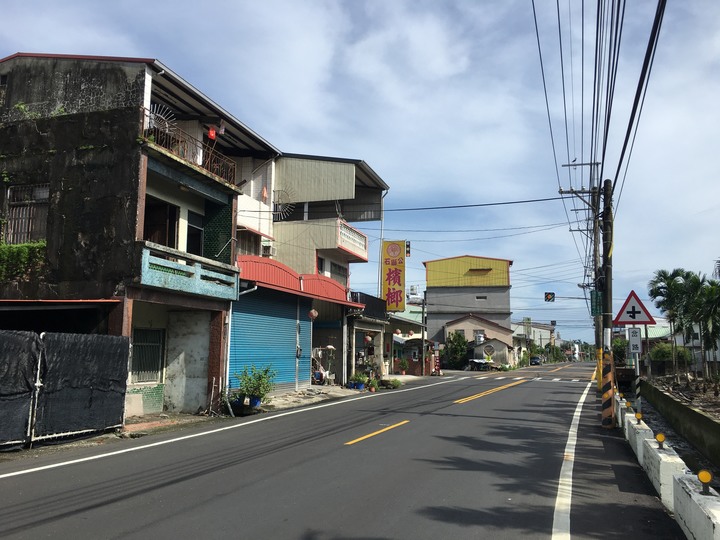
[398,358,409,375]
[350,372,369,390]
[236,365,276,408]
[368,378,379,393]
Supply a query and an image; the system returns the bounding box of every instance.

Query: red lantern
[364,335,373,343]
[208,127,216,140]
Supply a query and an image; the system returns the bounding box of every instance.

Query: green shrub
[234,364,277,401]
[0,240,47,283]
[350,372,369,384]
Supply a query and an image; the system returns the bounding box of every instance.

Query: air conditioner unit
[261,245,277,257]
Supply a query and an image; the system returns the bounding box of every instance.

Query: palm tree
[697,279,720,379]
[648,268,686,381]
[678,271,706,381]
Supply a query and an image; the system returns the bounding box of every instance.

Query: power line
[382,195,572,213]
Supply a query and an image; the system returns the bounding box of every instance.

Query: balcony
[139,242,239,300]
[140,108,237,184]
[338,220,368,259]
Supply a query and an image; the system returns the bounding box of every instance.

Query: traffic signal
[405,241,411,257]
[544,292,555,302]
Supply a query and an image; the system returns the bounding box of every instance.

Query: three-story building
[0,53,388,416]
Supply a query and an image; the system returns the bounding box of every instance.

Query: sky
[2,1,718,344]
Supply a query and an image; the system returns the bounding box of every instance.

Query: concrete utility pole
[602,179,613,353]
[591,185,603,387]
[601,178,616,428]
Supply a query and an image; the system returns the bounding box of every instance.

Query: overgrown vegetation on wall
[0,241,47,283]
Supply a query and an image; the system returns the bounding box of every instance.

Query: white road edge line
[552,381,592,540]
[0,378,458,480]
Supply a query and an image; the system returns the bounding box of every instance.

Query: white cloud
[2,0,719,342]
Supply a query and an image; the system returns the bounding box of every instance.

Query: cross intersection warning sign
[613,290,656,326]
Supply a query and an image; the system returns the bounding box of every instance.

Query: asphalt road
[0,362,683,539]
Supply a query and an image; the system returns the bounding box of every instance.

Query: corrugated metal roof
[237,255,362,307]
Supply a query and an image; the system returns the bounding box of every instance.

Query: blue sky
[3,1,719,343]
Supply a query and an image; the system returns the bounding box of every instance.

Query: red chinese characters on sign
[381,241,406,312]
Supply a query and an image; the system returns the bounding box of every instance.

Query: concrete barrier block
[615,396,628,432]
[673,474,720,540]
[642,438,689,512]
[625,416,654,465]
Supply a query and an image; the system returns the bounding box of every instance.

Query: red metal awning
[237,256,364,308]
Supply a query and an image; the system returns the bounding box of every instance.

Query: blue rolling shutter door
[229,290,312,393]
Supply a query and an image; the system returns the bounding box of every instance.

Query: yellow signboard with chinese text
[381,240,406,312]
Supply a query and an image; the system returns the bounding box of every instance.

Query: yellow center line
[454,379,528,404]
[549,365,571,373]
[344,420,410,446]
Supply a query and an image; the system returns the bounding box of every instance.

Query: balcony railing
[140,108,237,184]
[338,220,368,258]
[139,242,239,300]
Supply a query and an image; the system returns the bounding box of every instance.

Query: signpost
[613,290,656,416]
[613,290,656,326]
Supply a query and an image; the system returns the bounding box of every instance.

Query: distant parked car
[529,356,542,366]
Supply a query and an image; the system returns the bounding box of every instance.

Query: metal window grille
[131,329,165,383]
[5,184,49,244]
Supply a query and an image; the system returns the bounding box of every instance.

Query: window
[237,229,260,256]
[4,184,49,244]
[186,210,204,256]
[475,295,487,301]
[317,256,326,274]
[330,262,348,287]
[455,329,465,338]
[143,196,178,248]
[474,329,486,344]
[131,328,165,383]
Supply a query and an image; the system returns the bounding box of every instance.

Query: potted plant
[350,372,368,390]
[398,358,409,375]
[368,378,379,392]
[235,365,276,408]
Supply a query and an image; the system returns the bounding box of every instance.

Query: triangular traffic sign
[613,290,656,325]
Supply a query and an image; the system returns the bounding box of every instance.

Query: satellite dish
[272,189,296,220]
[149,103,177,134]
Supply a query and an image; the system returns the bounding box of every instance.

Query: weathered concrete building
[0,53,389,418]
[0,53,278,415]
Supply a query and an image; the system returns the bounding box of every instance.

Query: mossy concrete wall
[642,380,720,470]
[0,108,142,299]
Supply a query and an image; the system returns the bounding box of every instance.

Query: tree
[612,338,627,365]
[701,280,720,378]
[648,268,687,379]
[443,331,469,370]
[677,271,705,381]
[544,343,565,363]
[650,342,673,362]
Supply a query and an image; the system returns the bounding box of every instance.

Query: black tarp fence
[0,331,40,445]
[0,331,130,447]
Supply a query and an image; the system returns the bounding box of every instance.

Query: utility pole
[591,185,602,388]
[559,161,605,386]
[602,178,613,353]
[601,178,615,428]
[421,290,426,376]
